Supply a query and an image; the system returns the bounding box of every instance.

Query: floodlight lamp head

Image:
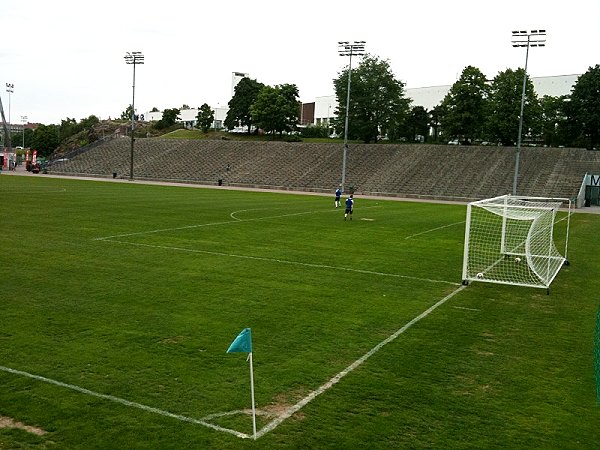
[124,51,145,64]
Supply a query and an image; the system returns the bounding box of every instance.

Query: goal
[462,195,571,290]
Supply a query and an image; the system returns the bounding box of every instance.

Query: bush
[283,134,302,142]
[301,125,329,139]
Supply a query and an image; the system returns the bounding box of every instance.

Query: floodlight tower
[21,115,27,149]
[6,83,14,152]
[338,40,365,192]
[511,29,546,195]
[124,51,144,180]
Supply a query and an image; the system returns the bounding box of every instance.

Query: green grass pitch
[0,175,598,448]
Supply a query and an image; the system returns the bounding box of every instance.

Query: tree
[485,68,541,146]
[59,118,78,141]
[30,124,60,157]
[540,95,572,147]
[121,105,133,120]
[334,54,410,143]
[251,84,300,135]
[429,105,443,142]
[225,77,265,132]
[154,108,180,130]
[569,65,600,149]
[406,106,430,142]
[196,103,215,132]
[439,65,489,143]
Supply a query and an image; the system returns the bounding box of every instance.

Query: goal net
[462,195,571,289]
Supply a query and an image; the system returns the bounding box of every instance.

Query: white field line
[0,365,250,439]
[255,285,467,438]
[102,239,460,286]
[404,221,465,240]
[452,306,481,311]
[95,206,382,241]
[0,285,467,440]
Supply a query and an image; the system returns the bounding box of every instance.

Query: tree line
[223,57,600,149]
[10,58,600,157]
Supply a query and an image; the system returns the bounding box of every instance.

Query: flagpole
[249,352,257,439]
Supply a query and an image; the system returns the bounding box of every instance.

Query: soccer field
[0,175,598,448]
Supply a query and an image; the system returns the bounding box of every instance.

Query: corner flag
[227,328,252,353]
[227,327,257,439]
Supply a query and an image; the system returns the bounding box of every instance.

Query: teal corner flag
[227,328,252,353]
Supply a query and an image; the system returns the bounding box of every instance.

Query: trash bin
[218,179,223,186]
[113,172,117,179]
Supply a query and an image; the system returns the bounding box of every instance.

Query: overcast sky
[2,0,598,125]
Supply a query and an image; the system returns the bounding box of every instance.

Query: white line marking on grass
[404,221,465,240]
[102,239,460,286]
[1,286,467,440]
[0,365,251,439]
[452,306,480,311]
[95,210,325,240]
[255,285,467,438]
[95,205,382,240]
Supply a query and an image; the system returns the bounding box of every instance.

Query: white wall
[404,74,580,111]
[143,106,229,129]
[314,95,338,126]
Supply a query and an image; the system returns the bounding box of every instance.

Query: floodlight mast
[6,83,14,153]
[338,40,365,192]
[21,115,28,149]
[124,51,144,180]
[510,29,546,195]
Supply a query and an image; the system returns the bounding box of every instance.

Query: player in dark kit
[335,187,342,208]
[344,195,354,220]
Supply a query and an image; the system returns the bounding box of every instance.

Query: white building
[143,73,580,129]
[311,74,580,124]
[143,72,247,129]
[404,74,579,111]
[231,71,249,97]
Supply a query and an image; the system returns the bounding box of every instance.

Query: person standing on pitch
[335,187,342,208]
[344,194,354,220]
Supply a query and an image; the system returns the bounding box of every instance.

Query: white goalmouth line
[0,285,466,440]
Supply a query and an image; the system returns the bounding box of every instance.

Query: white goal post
[462,195,571,290]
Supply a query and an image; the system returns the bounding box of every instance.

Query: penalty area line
[101,239,460,286]
[404,221,465,240]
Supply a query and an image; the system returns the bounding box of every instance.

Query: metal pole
[125,51,144,180]
[341,51,353,192]
[130,61,136,180]
[6,83,13,153]
[22,116,27,149]
[511,29,545,196]
[338,41,365,192]
[513,37,530,196]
